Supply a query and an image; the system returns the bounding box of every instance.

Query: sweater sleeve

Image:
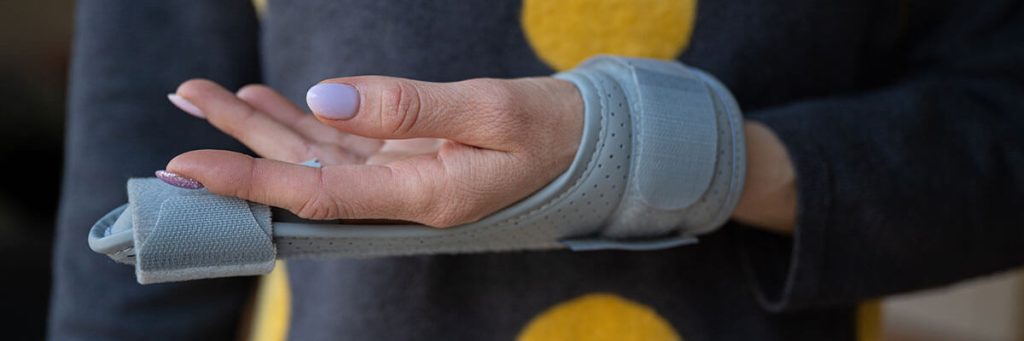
[738,0,1024,311]
[48,1,262,339]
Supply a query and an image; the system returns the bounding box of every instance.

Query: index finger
[166,149,434,221]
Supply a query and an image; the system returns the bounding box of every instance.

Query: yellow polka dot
[250,261,291,341]
[521,0,697,71]
[518,293,683,341]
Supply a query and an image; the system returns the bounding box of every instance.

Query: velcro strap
[126,178,275,284]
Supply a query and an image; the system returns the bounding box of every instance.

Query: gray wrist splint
[88,56,746,284]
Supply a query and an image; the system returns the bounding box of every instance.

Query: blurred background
[0,1,71,339]
[0,1,1020,340]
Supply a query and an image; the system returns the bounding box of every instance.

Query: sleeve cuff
[737,104,836,312]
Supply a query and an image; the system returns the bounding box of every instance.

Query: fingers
[235,84,383,157]
[167,149,438,222]
[174,80,315,163]
[306,76,521,149]
[167,148,530,227]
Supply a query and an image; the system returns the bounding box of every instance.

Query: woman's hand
[166,75,797,232]
[166,77,583,227]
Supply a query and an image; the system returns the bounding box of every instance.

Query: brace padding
[561,56,746,238]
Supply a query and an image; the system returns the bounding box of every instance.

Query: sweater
[51,0,1024,340]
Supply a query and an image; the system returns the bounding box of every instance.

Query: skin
[167,76,796,233]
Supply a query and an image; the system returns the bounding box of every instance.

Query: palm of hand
[169,77,582,227]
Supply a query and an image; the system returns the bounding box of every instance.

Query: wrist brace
[89,56,745,284]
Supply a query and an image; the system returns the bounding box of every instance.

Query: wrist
[732,121,797,234]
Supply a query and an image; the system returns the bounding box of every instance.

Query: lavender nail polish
[155,170,204,189]
[167,94,205,118]
[306,83,359,120]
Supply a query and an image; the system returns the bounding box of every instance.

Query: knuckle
[463,78,515,112]
[291,170,345,220]
[293,192,332,220]
[378,81,422,136]
[461,79,529,139]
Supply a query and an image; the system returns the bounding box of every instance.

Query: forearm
[732,121,797,234]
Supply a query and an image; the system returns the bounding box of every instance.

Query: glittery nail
[155,170,204,189]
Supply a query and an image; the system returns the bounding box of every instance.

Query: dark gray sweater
[51,0,1024,340]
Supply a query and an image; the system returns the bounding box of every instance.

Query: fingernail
[306,83,359,120]
[155,170,204,189]
[167,94,205,118]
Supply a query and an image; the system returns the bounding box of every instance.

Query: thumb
[306,76,519,149]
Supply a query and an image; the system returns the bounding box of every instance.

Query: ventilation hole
[616,165,621,169]
[598,163,603,168]
[611,133,616,137]
[619,144,623,149]
[328,242,334,246]
[581,192,586,197]
[611,112,615,117]
[620,123,625,127]
[605,175,610,179]
[593,184,598,188]
[287,242,293,246]
[609,155,614,159]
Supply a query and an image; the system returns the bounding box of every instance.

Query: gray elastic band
[88,56,745,283]
[89,179,276,284]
